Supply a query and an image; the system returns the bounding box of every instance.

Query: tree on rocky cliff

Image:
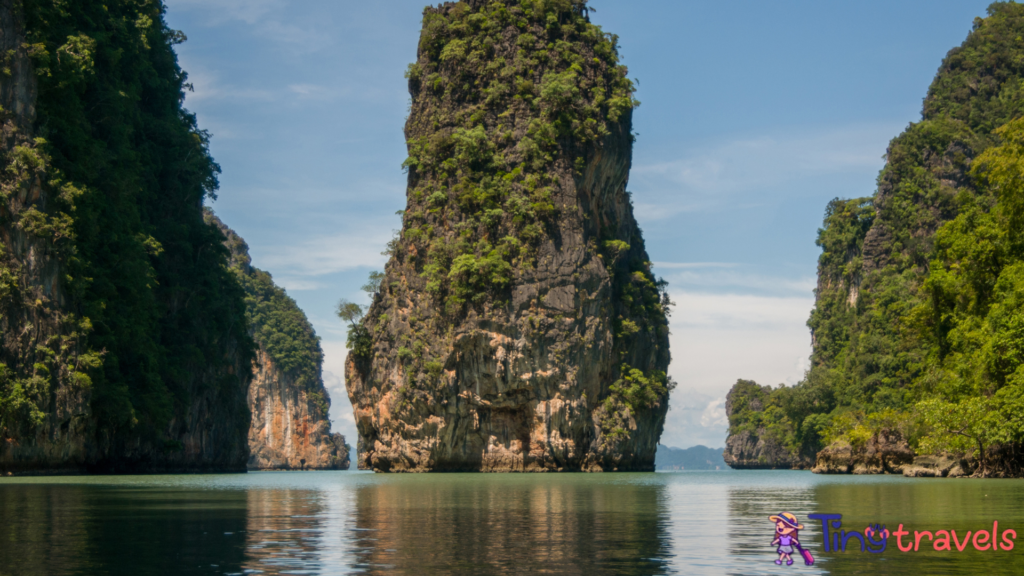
[337,300,365,326]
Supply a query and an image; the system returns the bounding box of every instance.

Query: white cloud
[652,263,816,448]
[287,83,350,101]
[289,84,325,96]
[659,289,814,448]
[180,63,275,104]
[259,20,332,52]
[636,127,888,190]
[662,267,816,298]
[167,0,331,52]
[630,124,897,219]
[673,291,814,329]
[258,227,394,278]
[652,262,738,270]
[272,277,325,291]
[700,398,728,429]
[166,0,284,25]
[660,387,725,448]
[322,343,357,443]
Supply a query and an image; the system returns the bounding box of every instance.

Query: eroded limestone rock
[247,348,349,470]
[346,0,671,472]
[811,429,915,475]
[208,213,349,471]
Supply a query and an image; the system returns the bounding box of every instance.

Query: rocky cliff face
[0,1,253,474]
[0,0,87,472]
[208,213,349,471]
[345,0,671,472]
[810,429,915,474]
[724,431,809,470]
[248,349,349,470]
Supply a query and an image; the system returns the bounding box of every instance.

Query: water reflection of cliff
[726,485,826,576]
[349,476,672,575]
[241,488,330,574]
[0,484,251,575]
[0,485,91,574]
[808,481,1024,576]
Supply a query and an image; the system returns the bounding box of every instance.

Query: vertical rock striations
[248,347,349,470]
[346,0,671,472]
[208,212,349,471]
[0,1,253,473]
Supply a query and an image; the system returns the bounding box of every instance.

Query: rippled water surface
[1,470,1023,575]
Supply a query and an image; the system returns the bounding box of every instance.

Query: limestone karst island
[724,3,1024,479]
[0,0,345,473]
[2,0,1024,574]
[343,0,671,472]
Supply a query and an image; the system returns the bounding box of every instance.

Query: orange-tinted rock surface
[207,212,349,471]
[248,349,349,470]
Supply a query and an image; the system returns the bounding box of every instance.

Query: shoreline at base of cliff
[0,467,250,477]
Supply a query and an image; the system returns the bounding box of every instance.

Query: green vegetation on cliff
[241,269,324,392]
[208,212,326,407]
[913,119,1024,466]
[346,0,670,471]
[0,1,252,446]
[727,2,1024,470]
[398,0,644,311]
[353,0,669,409]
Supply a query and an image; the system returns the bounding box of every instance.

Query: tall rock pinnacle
[346,0,671,472]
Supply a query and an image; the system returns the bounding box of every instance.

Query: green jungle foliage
[600,365,669,439]
[398,0,640,314]
[727,2,1024,465]
[237,269,323,393]
[0,1,253,439]
[913,118,1024,469]
[207,211,327,407]
[352,0,671,423]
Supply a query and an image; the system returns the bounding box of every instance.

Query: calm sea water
[0,470,1021,575]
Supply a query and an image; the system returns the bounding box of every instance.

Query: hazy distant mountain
[656,445,727,470]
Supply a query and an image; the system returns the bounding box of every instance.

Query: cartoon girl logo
[770,512,814,566]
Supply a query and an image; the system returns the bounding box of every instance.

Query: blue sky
[164,0,995,449]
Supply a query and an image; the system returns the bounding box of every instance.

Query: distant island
[655,445,726,471]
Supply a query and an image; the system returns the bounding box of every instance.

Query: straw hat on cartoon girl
[770,512,804,530]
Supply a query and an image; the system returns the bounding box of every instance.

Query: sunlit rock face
[810,429,914,475]
[207,213,349,471]
[346,0,671,472]
[247,348,349,470]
